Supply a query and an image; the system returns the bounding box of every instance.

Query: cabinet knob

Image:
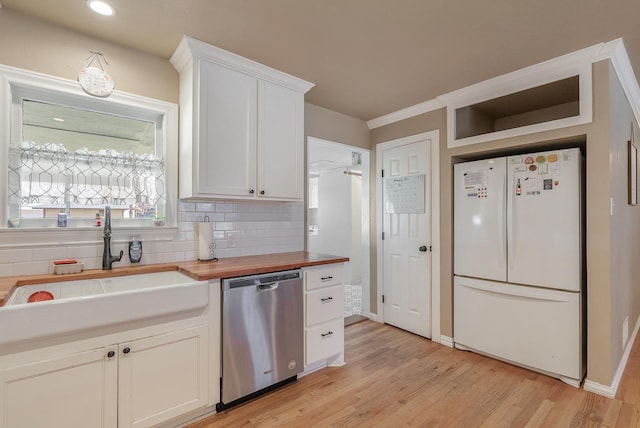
[260,190,265,195]
[107,350,115,358]
[122,346,131,354]
[249,189,255,194]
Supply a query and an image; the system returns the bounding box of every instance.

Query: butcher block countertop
[0,252,348,306]
[177,251,349,281]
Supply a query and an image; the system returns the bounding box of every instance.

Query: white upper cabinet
[171,36,314,201]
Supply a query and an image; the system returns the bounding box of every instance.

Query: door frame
[306,136,372,316]
[376,130,440,343]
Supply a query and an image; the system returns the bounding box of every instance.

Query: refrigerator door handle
[457,278,574,303]
[497,167,506,269]
[507,175,516,272]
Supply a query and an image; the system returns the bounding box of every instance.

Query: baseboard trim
[583,380,616,398]
[584,314,640,398]
[440,335,454,348]
[359,311,378,322]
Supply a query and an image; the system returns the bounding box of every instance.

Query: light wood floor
[189,320,640,427]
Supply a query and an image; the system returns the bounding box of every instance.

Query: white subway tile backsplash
[0,200,304,279]
[31,247,68,261]
[179,202,196,211]
[0,264,13,277]
[174,240,196,253]
[215,203,234,213]
[0,249,31,264]
[215,222,234,231]
[66,245,102,259]
[196,203,216,212]
[13,261,51,276]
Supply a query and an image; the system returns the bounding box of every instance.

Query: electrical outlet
[623,316,629,350]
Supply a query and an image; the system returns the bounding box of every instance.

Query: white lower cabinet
[118,325,209,428]
[0,346,118,428]
[0,324,209,428]
[303,264,345,368]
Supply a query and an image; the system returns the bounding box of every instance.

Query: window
[0,64,178,238]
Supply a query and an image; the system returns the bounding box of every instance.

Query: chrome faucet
[102,206,123,270]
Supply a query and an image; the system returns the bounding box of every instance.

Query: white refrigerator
[453,147,584,386]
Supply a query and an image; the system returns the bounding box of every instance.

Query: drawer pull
[321,331,334,338]
[321,276,333,281]
[320,296,333,302]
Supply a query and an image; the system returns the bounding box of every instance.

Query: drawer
[306,285,344,326]
[305,318,344,365]
[305,265,344,291]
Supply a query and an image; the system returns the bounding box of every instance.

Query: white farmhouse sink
[0,271,209,347]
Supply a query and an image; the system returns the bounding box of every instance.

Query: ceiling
[2,0,640,122]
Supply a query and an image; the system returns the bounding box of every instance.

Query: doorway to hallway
[307,137,371,319]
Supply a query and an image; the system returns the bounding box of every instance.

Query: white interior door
[382,139,431,338]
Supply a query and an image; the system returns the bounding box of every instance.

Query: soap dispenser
[128,236,143,266]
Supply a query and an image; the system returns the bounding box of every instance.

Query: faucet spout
[102,206,123,270]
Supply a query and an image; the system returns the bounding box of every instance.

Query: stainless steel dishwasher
[218,269,303,410]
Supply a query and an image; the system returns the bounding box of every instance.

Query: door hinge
[430,245,432,252]
[382,232,385,240]
[382,294,385,303]
[381,169,385,178]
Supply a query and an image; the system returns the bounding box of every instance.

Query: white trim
[367,99,444,130]
[358,310,378,322]
[0,227,179,248]
[441,45,596,148]
[0,63,179,244]
[376,130,440,342]
[439,335,454,348]
[583,380,616,399]
[583,314,640,398]
[604,39,640,128]
[171,36,314,94]
[364,39,640,144]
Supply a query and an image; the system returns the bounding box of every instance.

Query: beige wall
[370,60,639,387]
[0,8,178,103]
[605,61,640,382]
[304,103,370,150]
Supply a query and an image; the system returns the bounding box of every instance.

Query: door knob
[419,245,428,252]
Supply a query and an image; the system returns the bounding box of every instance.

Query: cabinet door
[0,346,118,428]
[118,325,209,428]
[257,81,304,200]
[198,60,258,197]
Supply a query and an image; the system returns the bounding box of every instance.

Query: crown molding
[367,98,444,130]
[602,39,640,127]
[171,36,314,94]
[365,39,640,138]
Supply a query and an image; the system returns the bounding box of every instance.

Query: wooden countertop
[177,251,349,281]
[0,252,348,306]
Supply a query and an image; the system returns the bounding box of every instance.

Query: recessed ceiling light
[53,117,65,122]
[87,0,115,16]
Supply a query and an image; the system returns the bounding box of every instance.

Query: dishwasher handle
[257,282,278,291]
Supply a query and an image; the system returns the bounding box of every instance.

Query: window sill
[0,226,179,249]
